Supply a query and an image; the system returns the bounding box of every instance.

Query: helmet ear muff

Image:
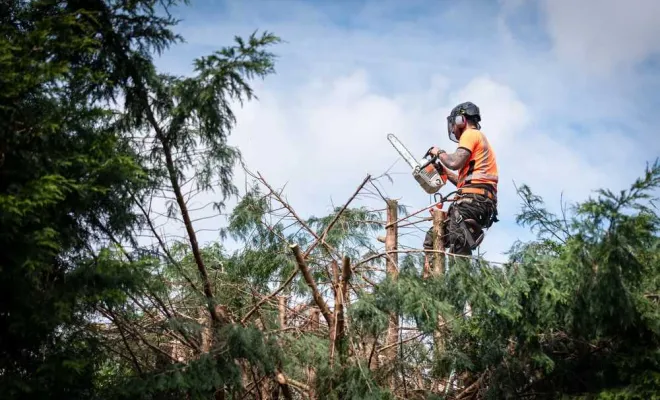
[447,102,480,142]
[454,114,466,128]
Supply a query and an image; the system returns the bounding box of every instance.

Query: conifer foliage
[2,1,659,399]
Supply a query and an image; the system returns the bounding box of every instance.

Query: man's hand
[427,155,459,187]
[428,146,446,157]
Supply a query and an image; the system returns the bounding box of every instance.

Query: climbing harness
[432,186,499,252]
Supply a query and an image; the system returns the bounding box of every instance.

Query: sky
[149,0,660,264]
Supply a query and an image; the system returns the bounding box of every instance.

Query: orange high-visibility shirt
[456,128,499,191]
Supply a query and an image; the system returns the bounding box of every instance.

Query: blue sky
[149,0,660,263]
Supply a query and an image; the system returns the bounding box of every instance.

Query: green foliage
[350,295,390,338]
[122,30,281,212]
[315,364,394,400]
[345,159,660,399]
[375,271,453,334]
[0,0,187,398]
[108,324,285,400]
[465,160,659,398]
[280,332,330,379]
[307,206,383,258]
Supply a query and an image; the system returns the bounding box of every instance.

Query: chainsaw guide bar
[386,133,447,195]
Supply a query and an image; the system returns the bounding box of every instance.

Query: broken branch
[303,174,372,258]
[290,243,333,327]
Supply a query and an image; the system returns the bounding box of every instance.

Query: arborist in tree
[423,101,499,256]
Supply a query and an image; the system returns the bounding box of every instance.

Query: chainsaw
[386,133,448,194]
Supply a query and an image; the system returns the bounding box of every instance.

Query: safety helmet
[447,101,481,143]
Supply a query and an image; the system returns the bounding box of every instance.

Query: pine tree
[0,1,186,398]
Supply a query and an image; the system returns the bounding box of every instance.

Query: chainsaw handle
[419,159,435,172]
[419,152,438,170]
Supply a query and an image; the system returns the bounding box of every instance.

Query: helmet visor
[447,119,458,143]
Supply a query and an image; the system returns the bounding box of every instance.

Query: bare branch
[240,268,299,325]
[303,174,372,258]
[290,244,333,327]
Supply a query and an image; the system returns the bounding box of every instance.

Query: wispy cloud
[151,0,660,262]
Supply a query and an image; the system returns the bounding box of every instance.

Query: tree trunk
[432,209,447,392]
[432,209,446,276]
[160,141,222,324]
[385,199,399,391]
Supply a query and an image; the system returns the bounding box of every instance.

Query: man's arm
[443,167,459,186]
[437,148,471,171]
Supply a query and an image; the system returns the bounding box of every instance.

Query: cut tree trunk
[431,209,447,392]
[385,199,399,391]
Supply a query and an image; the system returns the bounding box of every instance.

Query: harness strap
[452,207,478,249]
[457,186,496,201]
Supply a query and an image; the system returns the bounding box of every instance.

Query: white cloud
[146,0,658,265]
[541,0,660,77]
[223,68,629,262]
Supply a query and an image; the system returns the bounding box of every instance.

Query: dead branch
[98,307,180,363]
[240,267,299,325]
[131,190,203,295]
[290,243,334,327]
[355,248,480,268]
[377,332,426,354]
[303,174,372,258]
[252,170,336,257]
[455,370,488,400]
[276,370,311,394]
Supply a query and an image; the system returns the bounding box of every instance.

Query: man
[423,101,499,256]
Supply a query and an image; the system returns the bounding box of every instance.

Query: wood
[306,306,318,399]
[199,306,212,353]
[431,209,446,276]
[309,307,320,332]
[331,256,351,366]
[330,256,351,367]
[431,209,447,391]
[160,139,223,325]
[303,174,372,258]
[340,255,352,328]
[423,255,431,279]
[385,199,399,390]
[278,296,287,330]
[290,244,333,327]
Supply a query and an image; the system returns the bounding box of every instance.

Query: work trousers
[423,193,497,256]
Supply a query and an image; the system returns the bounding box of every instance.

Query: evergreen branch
[116,315,144,375]
[88,214,202,351]
[159,137,223,324]
[513,181,568,244]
